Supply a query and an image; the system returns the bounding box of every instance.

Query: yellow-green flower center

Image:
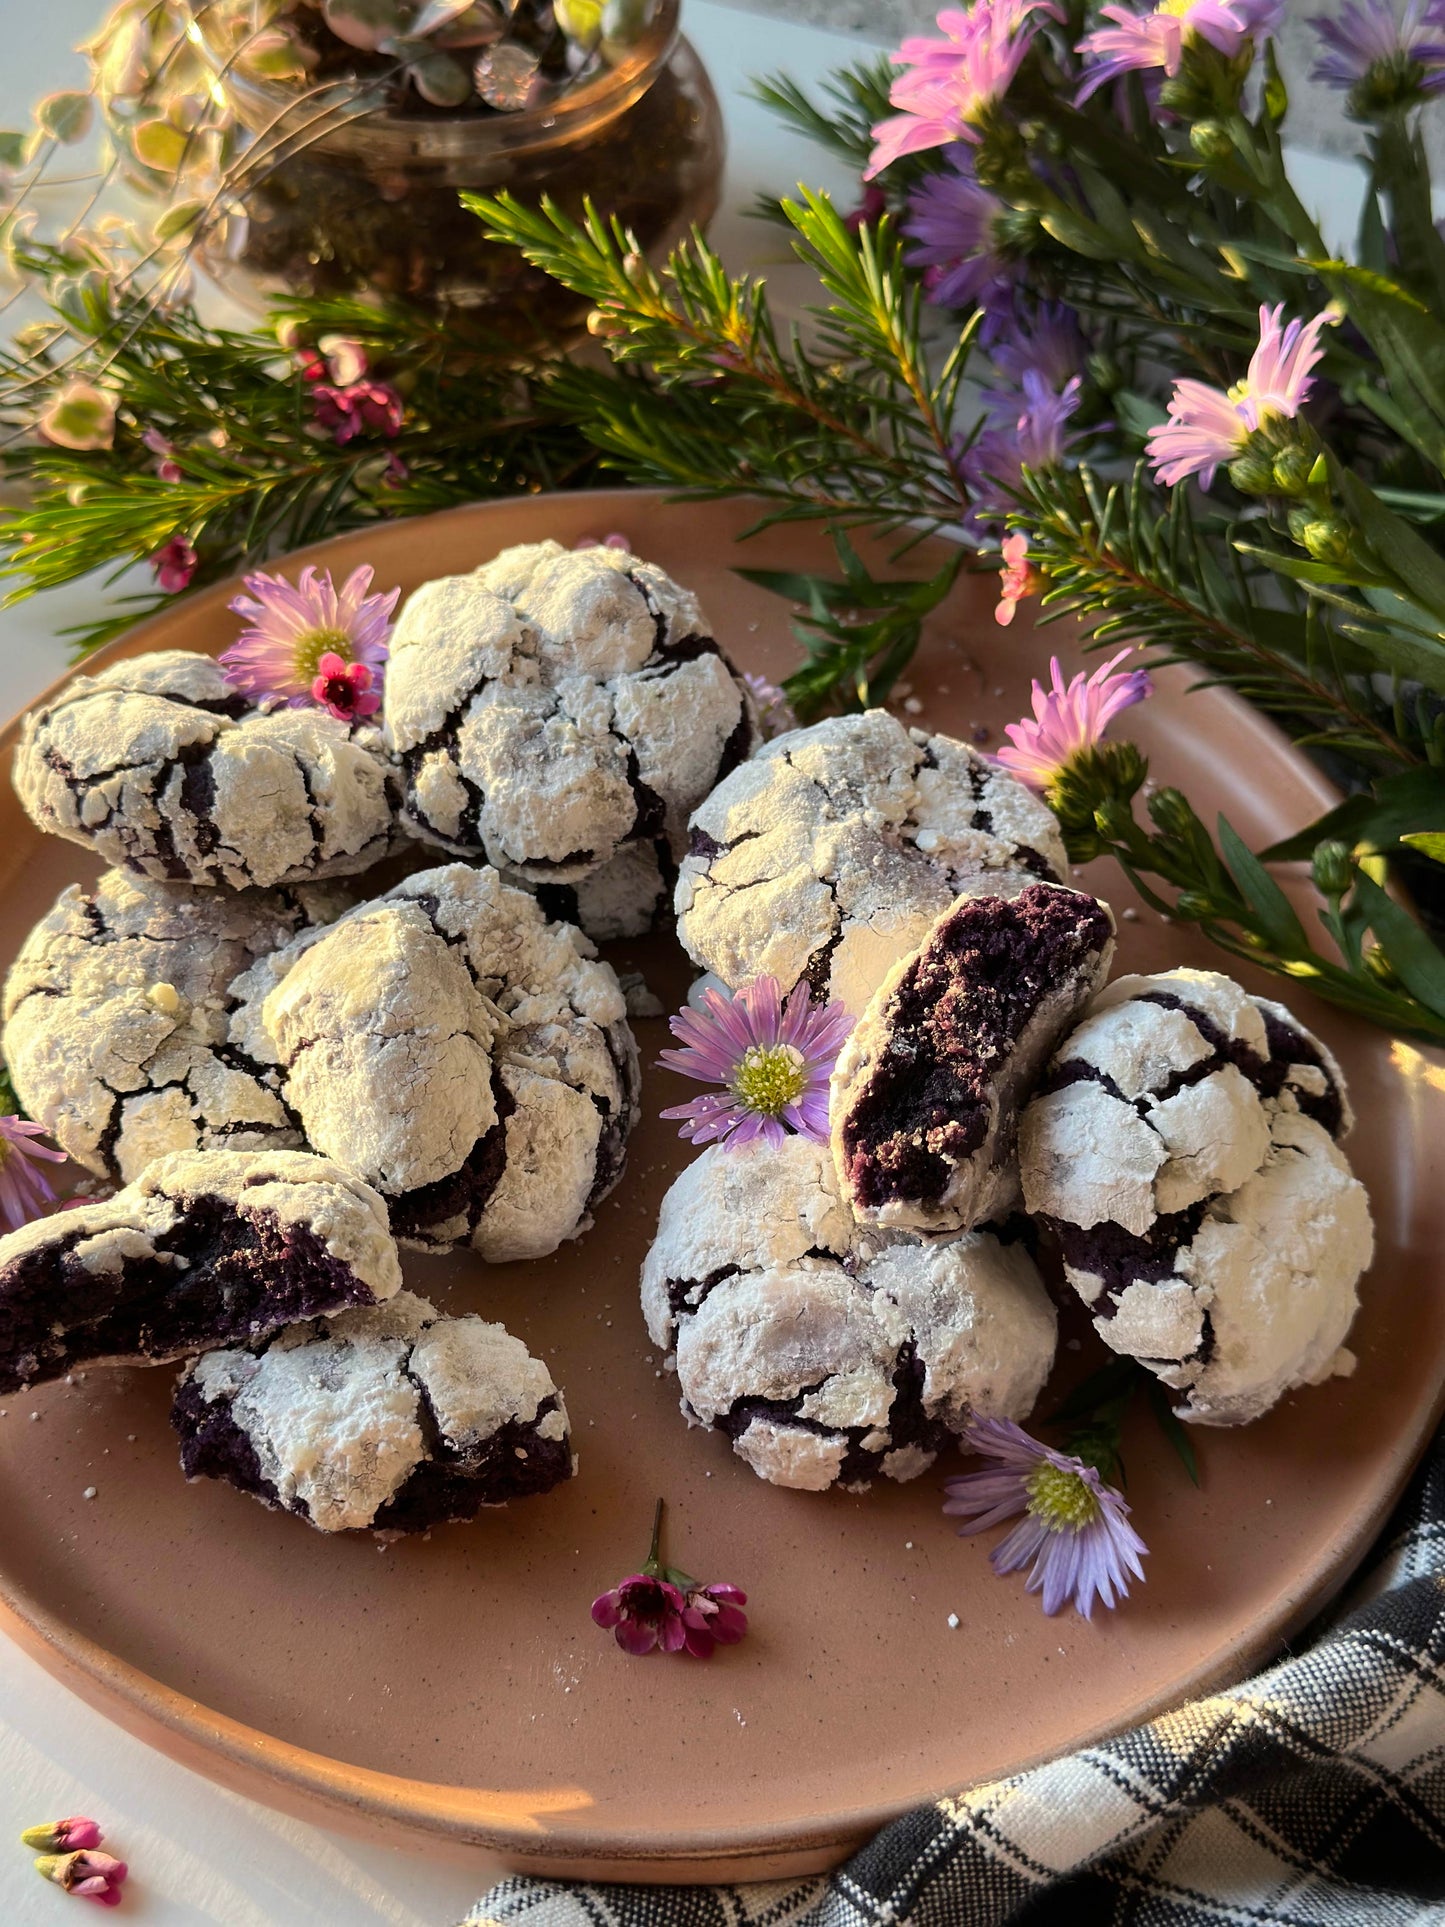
[1026,1460,1101,1533]
[1158,0,1197,18]
[293,628,354,682]
[731,1043,807,1118]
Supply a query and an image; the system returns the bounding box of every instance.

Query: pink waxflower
[845,182,889,231]
[32,1847,128,1907]
[141,427,182,483]
[221,564,397,708]
[866,0,1061,177]
[572,531,632,550]
[150,536,197,593]
[658,976,853,1149]
[996,647,1152,791]
[310,651,380,722]
[21,1818,104,1854]
[311,378,404,444]
[0,1116,70,1230]
[994,530,1040,626]
[945,1417,1148,1618]
[592,1502,748,1659]
[1146,302,1335,489]
[1075,0,1282,101]
[318,334,369,385]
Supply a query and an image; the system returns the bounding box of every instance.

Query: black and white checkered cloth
[462,1423,1445,1927]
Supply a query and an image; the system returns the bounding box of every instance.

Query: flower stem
[642,1496,665,1577]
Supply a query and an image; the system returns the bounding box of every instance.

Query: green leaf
[1217,816,1311,953]
[1143,1378,1199,1486]
[1263,766,1445,860]
[1044,1352,1139,1430]
[132,119,190,174]
[1234,540,1363,589]
[1401,832,1445,864]
[152,198,206,245]
[1320,261,1445,466]
[35,91,93,144]
[1352,872,1445,1019]
[1334,463,1445,626]
[0,130,26,169]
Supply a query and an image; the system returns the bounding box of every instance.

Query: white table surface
[0,7,1380,1921]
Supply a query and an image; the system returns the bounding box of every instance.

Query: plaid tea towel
[462,1422,1445,1927]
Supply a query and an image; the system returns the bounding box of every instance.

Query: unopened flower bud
[1146,787,1197,838]
[1271,444,1314,496]
[1311,839,1353,897]
[20,1817,103,1853]
[620,251,645,280]
[1085,351,1121,394]
[1300,516,1353,566]
[586,306,625,339]
[33,1848,127,1903]
[1228,451,1276,496]
[1093,797,1135,842]
[274,316,305,352]
[1190,120,1233,163]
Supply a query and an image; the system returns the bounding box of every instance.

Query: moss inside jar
[196,0,723,340]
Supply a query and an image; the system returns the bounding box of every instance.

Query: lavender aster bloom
[221,564,399,709]
[742,672,798,740]
[658,976,853,1149]
[982,300,1087,397]
[0,1116,67,1231]
[1147,301,1334,488]
[996,648,1153,789]
[1075,0,1281,102]
[963,371,1084,526]
[904,154,1018,310]
[1311,0,1445,105]
[944,1416,1148,1618]
[866,0,1062,177]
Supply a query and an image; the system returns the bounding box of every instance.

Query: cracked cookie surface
[229,861,640,1258]
[1019,969,1372,1424]
[832,883,1115,1233]
[173,1289,573,1533]
[0,1147,400,1395]
[675,709,1069,1016]
[13,650,396,888]
[2,868,351,1185]
[384,540,754,885]
[641,1136,1056,1491]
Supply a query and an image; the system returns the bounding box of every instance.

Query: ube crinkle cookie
[641,1136,1056,1491]
[0,1147,400,1395]
[1019,969,1373,1424]
[2,868,351,1185]
[675,709,1068,1016]
[13,650,395,888]
[172,1290,573,1533]
[383,540,754,884]
[832,883,1115,1233]
[227,862,640,1258]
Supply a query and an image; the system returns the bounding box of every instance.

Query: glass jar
[199,0,723,342]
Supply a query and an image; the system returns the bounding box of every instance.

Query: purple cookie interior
[0,1195,375,1395]
[839,885,1113,1214]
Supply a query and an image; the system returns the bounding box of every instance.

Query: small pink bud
[33,1848,128,1905]
[21,1816,103,1852]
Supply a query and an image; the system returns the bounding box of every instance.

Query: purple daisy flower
[904,153,1018,310]
[657,976,853,1149]
[1075,0,1281,103]
[944,1416,1148,1618]
[866,0,1062,178]
[742,671,798,740]
[0,1116,67,1231]
[962,370,1085,527]
[1310,0,1445,103]
[981,299,1087,394]
[1146,301,1334,489]
[220,564,399,710]
[996,647,1153,789]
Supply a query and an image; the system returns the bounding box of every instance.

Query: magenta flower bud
[33,1847,128,1906]
[20,1817,103,1853]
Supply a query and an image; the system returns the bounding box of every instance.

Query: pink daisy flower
[866,0,1061,177]
[220,564,398,710]
[994,530,1039,626]
[944,1416,1148,1618]
[0,1116,68,1231]
[1075,0,1282,102]
[1146,302,1334,489]
[996,647,1152,790]
[657,976,853,1149]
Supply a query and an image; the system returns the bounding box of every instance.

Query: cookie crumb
[947,1612,960,1629]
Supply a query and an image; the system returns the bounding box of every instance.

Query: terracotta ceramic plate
[0,492,1442,1885]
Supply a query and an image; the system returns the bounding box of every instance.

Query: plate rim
[0,486,1435,1876]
